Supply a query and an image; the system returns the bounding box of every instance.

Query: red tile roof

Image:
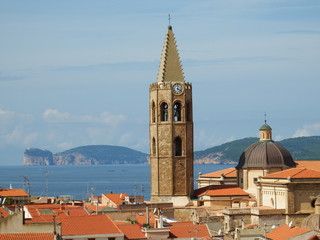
[0,233,54,240]
[194,185,249,197]
[61,214,123,236]
[0,207,10,218]
[25,203,89,223]
[84,203,108,212]
[263,168,320,179]
[0,189,29,197]
[200,168,236,178]
[103,193,129,206]
[296,161,320,171]
[169,222,211,238]
[264,225,311,240]
[118,224,146,239]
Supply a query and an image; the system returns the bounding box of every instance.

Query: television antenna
[22,176,31,194]
[41,171,51,197]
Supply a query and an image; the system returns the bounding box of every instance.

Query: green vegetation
[194,136,320,163]
[280,136,320,160]
[57,145,148,164]
[194,137,258,163]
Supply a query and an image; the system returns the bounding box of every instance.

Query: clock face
[172,83,183,95]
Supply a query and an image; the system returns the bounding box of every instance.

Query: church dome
[236,121,296,169]
[301,196,320,231]
[260,123,272,130]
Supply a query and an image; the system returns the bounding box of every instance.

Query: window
[108,238,115,240]
[173,102,181,122]
[152,138,156,156]
[174,137,182,156]
[254,178,258,182]
[161,102,168,121]
[151,101,155,123]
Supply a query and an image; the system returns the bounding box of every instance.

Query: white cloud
[292,122,320,138]
[274,135,283,141]
[42,109,71,122]
[42,109,125,126]
[57,142,74,150]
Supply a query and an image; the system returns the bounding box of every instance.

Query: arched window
[152,138,156,156]
[151,101,155,123]
[161,102,168,121]
[173,102,181,122]
[174,137,182,156]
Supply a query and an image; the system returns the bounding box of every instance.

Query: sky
[1,0,320,165]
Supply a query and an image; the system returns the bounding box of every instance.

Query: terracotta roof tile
[0,207,10,218]
[200,168,236,178]
[194,185,249,197]
[264,225,311,240]
[118,224,146,239]
[25,204,89,223]
[61,214,122,236]
[0,233,54,240]
[296,161,320,171]
[0,189,29,197]
[84,203,108,212]
[103,193,129,206]
[169,222,211,238]
[263,168,320,179]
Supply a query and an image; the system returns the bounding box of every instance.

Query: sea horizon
[0,164,234,201]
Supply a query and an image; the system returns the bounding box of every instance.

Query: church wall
[293,183,320,213]
[261,186,287,209]
[246,169,265,196]
[251,212,285,227]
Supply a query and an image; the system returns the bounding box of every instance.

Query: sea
[0,164,234,200]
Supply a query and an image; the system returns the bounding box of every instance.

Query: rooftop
[263,167,320,179]
[0,233,54,240]
[25,203,88,223]
[0,188,29,197]
[118,224,146,239]
[264,224,312,240]
[200,168,236,178]
[61,214,123,236]
[194,185,249,197]
[103,193,129,206]
[296,160,320,171]
[169,221,211,239]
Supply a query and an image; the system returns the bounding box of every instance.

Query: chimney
[146,207,149,226]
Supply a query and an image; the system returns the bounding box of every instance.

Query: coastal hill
[24,145,149,166]
[24,136,320,166]
[194,136,320,164]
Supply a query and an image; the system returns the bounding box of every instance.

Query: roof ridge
[290,168,307,178]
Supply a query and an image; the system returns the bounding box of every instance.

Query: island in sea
[24,136,320,166]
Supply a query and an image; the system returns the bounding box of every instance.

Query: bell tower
[149,25,194,206]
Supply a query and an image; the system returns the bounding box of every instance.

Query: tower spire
[157,25,185,83]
